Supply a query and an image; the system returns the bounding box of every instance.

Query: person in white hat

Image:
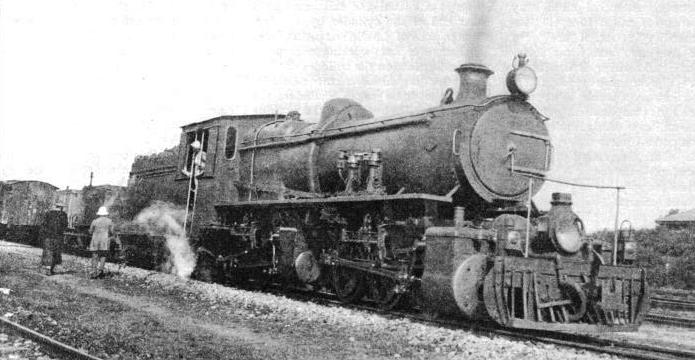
[89,206,114,278]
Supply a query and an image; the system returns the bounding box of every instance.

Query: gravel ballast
[0,240,631,359]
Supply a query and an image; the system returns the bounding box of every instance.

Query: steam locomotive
[128,54,649,332]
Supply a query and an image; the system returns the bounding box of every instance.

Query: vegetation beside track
[592,228,695,290]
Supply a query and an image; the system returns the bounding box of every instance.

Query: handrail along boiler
[131,53,648,332]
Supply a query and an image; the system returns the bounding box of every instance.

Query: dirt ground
[0,241,675,360]
[0,252,381,359]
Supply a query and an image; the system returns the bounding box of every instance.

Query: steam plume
[133,201,196,279]
[465,0,496,63]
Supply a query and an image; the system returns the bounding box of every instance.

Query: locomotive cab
[173,115,284,229]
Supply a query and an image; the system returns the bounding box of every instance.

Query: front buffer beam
[483,256,649,332]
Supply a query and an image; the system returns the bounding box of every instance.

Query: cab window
[185,128,209,171]
[225,126,237,159]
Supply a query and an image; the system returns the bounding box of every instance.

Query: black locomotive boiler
[128,54,649,332]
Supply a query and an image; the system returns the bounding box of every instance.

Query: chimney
[550,192,572,206]
[454,63,494,104]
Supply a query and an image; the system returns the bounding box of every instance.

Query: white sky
[1,0,693,231]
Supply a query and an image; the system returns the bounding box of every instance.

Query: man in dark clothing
[41,203,68,275]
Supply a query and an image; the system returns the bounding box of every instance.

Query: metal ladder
[183,132,206,236]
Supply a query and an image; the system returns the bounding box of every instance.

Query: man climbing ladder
[182,135,206,236]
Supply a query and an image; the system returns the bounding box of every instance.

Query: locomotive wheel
[558,281,587,322]
[192,251,216,283]
[295,251,320,283]
[369,275,402,311]
[226,269,249,287]
[249,268,272,289]
[452,254,488,319]
[193,263,214,283]
[332,266,366,304]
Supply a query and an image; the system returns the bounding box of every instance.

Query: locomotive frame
[125,54,649,332]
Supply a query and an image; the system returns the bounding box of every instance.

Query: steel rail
[651,296,695,311]
[645,314,695,328]
[259,285,695,360]
[0,316,103,360]
[374,304,694,360]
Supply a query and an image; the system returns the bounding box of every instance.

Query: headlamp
[507,230,521,245]
[506,53,537,96]
[504,230,524,252]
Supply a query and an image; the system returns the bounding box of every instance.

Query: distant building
[58,185,126,229]
[655,209,695,230]
[55,188,83,228]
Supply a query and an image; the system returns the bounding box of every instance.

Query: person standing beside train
[40,203,68,275]
[89,206,114,278]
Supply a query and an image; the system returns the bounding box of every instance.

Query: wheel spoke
[369,274,402,311]
[333,266,365,303]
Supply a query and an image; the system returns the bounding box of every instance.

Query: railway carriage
[0,180,58,246]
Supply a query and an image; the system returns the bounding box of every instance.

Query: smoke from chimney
[464,0,496,63]
[455,0,497,104]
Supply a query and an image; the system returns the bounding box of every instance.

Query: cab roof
[181,114,285,130]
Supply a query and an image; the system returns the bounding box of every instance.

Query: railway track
[2,240,693,360]
[645,314,695,328]
[651,296,695,311]
[501,329,695,360]
[260,285,695,360]
[648,296,695,328]
[350,302,695,360]
[0,316,103,360]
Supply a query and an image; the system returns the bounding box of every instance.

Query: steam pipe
[248,110,281,200]
[612,188,621,266]
[524,177,533,258]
